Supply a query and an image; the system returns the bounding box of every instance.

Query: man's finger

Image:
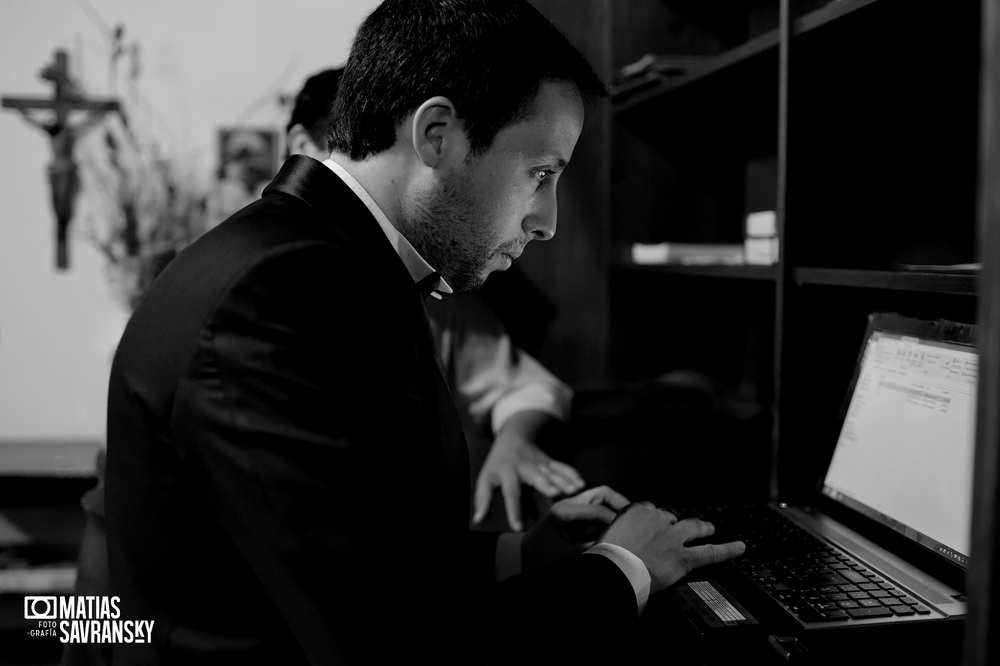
[659,508,678,524]
[576,485,630,511]
[549,459,583,481]
[472,474,496,524]
[675,517,715,542]
[524,467,561,497]
[501,473,523,531]
[555,501,617,525]
[537,468,577,495]
[546,460,583,494]
[686,540,747,567]
[549,460,583,484]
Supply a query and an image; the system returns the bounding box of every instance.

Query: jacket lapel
[262,155,409,285]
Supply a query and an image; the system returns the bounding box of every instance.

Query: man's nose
[523,194,557,241]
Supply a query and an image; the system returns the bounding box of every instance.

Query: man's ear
[287,124,327,161]
[411,96,465,169]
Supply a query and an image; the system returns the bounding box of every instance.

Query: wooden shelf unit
[529,0,1000,661]
[603,0,983,493]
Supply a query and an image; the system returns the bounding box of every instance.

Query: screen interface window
[822,331,978,566]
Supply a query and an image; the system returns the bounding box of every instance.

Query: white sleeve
[430,294,572,434]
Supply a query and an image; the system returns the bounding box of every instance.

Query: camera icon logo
[24,596,57,620]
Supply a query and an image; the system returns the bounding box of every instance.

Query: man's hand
[520,485,630,574]
[599,502,746,593]
[472,412,585,531]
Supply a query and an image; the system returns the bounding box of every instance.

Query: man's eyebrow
[529,151,568,169]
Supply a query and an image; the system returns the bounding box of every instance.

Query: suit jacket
[105,155,638,665]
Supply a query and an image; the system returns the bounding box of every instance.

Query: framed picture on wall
[216,127,280,208]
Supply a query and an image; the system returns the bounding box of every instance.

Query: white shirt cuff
[495,536,651,617]
[495,532,523,582]
[584,543,651,616]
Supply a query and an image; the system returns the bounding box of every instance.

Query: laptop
[663,312,976,647]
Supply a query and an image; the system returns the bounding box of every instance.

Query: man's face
[401,81,585,292]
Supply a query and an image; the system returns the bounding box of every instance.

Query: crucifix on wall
[2,49,120,269]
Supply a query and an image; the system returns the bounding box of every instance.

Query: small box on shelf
[744,210,778,265]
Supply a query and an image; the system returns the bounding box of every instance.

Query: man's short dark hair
[287,68,343,149]
[327,0,606,161]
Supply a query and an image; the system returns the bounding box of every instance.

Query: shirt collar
[322,158,452,298]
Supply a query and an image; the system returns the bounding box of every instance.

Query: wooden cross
[2,49,120,269]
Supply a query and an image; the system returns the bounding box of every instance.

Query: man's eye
[534,170,553,184]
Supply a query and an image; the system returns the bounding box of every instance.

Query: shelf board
[615,263,778,281]
[794,0,882,36]
[613,29,779,113]
[612,0,884,114]
[792,267,978,295]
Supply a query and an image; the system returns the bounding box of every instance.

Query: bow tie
[416,272,441,301]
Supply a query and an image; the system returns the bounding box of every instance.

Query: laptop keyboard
[671,504,934,622]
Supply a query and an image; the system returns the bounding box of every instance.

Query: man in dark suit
[105,1,745,664]
[286,66,585,534]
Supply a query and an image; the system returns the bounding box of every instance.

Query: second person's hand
[473,414,585,531]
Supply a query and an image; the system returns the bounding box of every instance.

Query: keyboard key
[900,596,919,605]
[849,592,871,600]
[817,610,850,621]
[838,585,860,592]
[869,577,885,583]
[846,607,894,619]
[811,574,851,586]
[859,599,882,608]
[842,570,868,583]
[859,583,879,591]
[881,598,903,606]
[890,605,916,616]
[870,591,890,599]
[890,590,908,597]
[827,593,849,601]
[912,604,932,615]
[837,601,860,609]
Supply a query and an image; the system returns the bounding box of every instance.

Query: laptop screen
[820,316,978,568]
